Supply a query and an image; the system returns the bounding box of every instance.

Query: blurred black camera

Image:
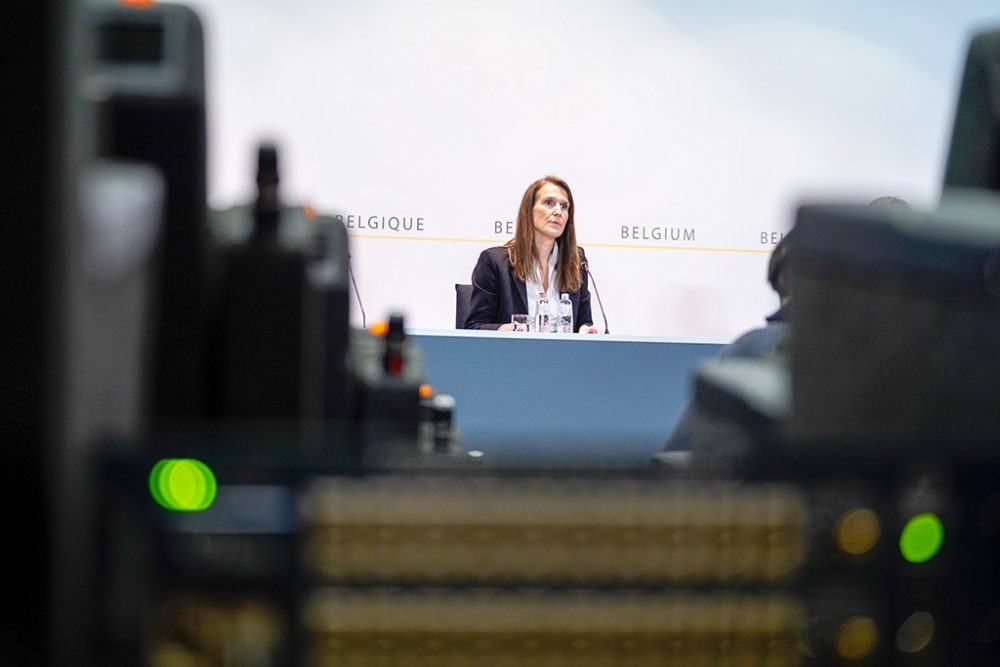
[684,194,1000,479]
[84,2,454,457]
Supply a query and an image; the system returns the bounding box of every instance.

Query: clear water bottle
[536,292,550,333]
[558,292,573,333]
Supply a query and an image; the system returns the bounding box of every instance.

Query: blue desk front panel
[410,330,724,469]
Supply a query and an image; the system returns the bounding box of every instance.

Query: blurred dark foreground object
[788,193,1000,454]
[683,191,1000,477]
[675,193,1000,665]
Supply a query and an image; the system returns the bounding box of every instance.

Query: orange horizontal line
[348,234,771,254]
[585,242,770,254]
[349,235,495,243]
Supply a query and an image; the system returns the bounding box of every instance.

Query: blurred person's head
[768,233,793,305]
[868,195,912,209]
[507,175,582,292]
[772,196,914,305]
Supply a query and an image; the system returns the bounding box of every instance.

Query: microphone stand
[583,263,610,334]
[348,253,366,329]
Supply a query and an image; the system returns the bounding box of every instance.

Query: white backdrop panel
[187,0,1000,338]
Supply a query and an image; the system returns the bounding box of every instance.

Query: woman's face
[531,182,571,243]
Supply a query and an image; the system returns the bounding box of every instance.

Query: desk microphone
[582,261,610,334]
[348,252,367,329]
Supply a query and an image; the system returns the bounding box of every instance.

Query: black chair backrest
[455,283,473,328]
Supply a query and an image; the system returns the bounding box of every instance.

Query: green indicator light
[148,459,173,508]
[899,513,944,563]
[149,458,217,511]
[190,460,218,511]
[168,460,203,509]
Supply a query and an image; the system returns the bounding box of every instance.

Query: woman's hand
[498,323,513,332]
[578,324,600,334]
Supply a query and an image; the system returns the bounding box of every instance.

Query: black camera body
[86,3,436,455]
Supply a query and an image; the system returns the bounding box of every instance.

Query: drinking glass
[511,314,529,332]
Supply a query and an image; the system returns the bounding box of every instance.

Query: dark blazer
[464,245,594,330]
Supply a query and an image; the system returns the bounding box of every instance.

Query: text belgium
[621,226,695,242]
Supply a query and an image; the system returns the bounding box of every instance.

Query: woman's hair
[505,175,582,293]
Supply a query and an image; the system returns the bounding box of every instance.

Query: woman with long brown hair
[464,175,599,333]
